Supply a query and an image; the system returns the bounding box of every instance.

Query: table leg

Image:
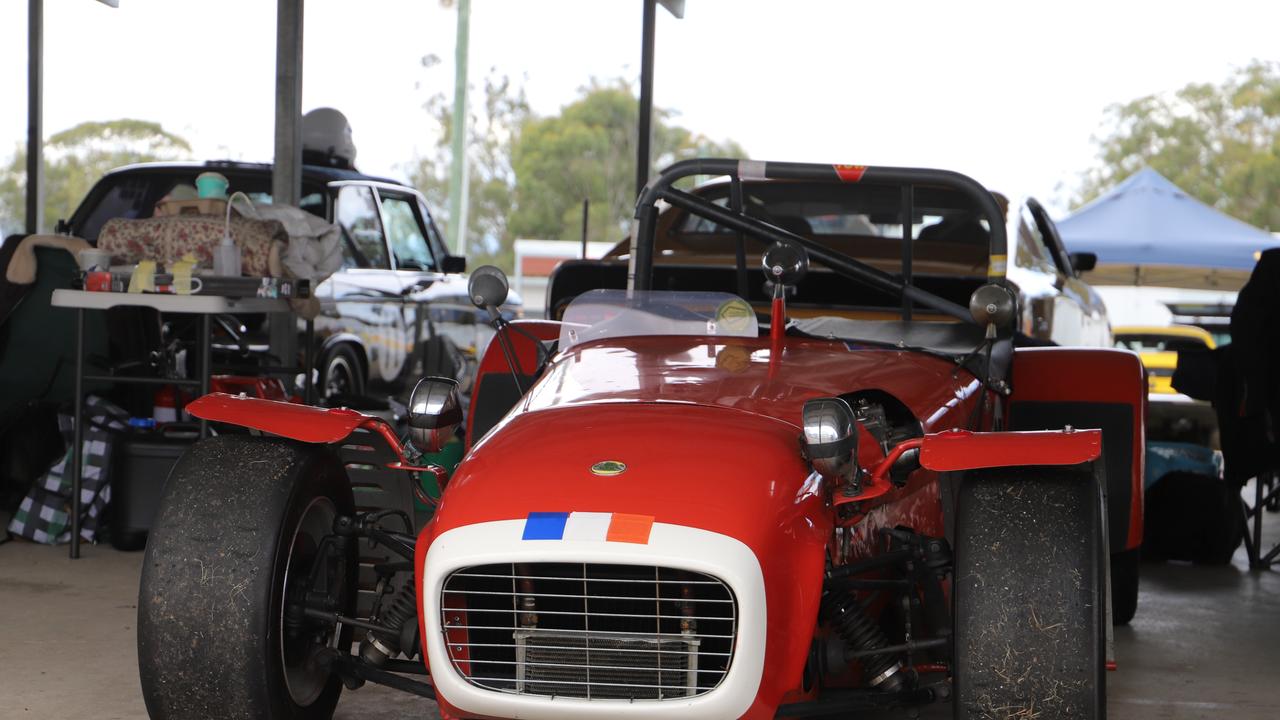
[70,308,85,559]
[304,319,315,404]
[200,314,211,438]
[1252,473,1266,568]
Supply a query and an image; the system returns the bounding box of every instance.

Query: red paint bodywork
[833,164,868,182]
[1009,347,1147,551]
[919,428,1103,471]
[433,401,831,719]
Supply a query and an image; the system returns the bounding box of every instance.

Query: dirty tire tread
[137,435,353,720]
[954,466,1105,719]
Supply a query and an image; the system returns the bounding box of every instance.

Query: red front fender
[186,393,443,481]
[849,428,1103,506]
[920,428,1103,471]
[186,393,373,443]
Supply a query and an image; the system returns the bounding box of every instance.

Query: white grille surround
[423,520,767,720]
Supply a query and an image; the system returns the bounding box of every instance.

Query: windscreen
[677,182,991,241]
[558,289,758,350]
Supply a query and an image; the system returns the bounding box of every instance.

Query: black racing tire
[954,466,1106,719]
[109,528,148,552]
[322,343,366,401]
[138,435,355,720]
[1110,548,1140,626]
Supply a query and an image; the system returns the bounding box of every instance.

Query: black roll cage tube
[629,159,1008,325]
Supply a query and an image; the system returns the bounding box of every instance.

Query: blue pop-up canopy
[1057,168,1279,289]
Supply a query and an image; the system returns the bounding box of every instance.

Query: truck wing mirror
[1069,251,1097,273]
[442,255,466,274]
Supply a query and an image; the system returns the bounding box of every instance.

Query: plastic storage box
[108,426,196,551]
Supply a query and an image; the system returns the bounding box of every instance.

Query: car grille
[440,563,737,700]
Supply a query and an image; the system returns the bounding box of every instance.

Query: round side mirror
[969,283,1016,330]
[468,265,510,310]
[762,241,809,287]
[407,376,462,454]
[801,396,858,483]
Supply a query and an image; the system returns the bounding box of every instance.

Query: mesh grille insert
[441,563,736,700]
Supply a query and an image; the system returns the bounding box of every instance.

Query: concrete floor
[2,483,1278,719]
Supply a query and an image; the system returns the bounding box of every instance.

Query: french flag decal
[521,512,655,544]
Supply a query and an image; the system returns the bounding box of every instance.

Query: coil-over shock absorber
[358,581,419,666]
[821,593,905,692]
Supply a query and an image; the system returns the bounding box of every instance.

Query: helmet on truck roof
[302,107,357,169]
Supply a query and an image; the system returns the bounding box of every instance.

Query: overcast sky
[3,0,1278,219]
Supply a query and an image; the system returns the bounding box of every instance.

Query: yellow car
[1114,325,1217,394]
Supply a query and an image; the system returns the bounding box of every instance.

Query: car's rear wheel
[138,435,355,720]
[953,466,1106,719]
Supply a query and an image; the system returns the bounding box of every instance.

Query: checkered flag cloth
[7,395,130,544]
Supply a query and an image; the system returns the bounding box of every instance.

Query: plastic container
[213,234,241,277]
[109,425,198,551]
[153,386,179,424]
[195,171,229,199]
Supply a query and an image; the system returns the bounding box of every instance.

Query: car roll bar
[628,159,1008,323]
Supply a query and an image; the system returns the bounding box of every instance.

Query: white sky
[2,0,1278,219]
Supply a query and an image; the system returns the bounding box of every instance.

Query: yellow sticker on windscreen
[715,298,755,334]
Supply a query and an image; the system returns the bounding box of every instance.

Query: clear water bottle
[213,233,241,277]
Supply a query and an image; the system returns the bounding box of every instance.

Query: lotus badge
[590,460,627,476]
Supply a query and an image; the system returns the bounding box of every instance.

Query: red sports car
[138,160,1144,719]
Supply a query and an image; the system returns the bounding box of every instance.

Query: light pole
[635,0,684,199]
[447,0,471,256]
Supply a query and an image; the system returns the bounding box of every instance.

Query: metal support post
[304,319,315,404]
[581,198,589,258]
[635,0,657,199]
[200,314,212,438]
[271,0,304,387]
[26,0,43,234]
[273,0,304,207]
[901,185,914,321]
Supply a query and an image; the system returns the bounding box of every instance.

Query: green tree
[1074,60,1280,230]
[408,74,746,272]
[510,79,746,249]
[408,62,531,271]
[0,119,191,236]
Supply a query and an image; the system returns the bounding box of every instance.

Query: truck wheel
[322,343,365,400]
[954,467,1106,719]
[1110,548,1140,625]
[138,435,355,720]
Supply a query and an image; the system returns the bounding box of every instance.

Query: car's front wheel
[321,343,365,401]
[953,466,1106,719]
[138,435,355,720]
